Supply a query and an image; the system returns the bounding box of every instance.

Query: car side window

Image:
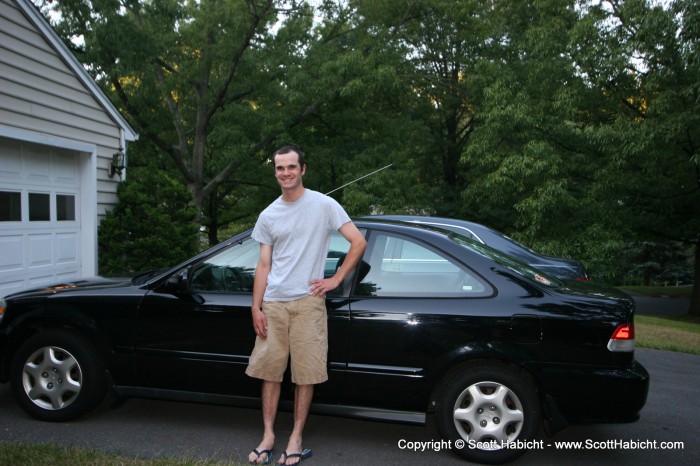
[189,237,259,293]
[325,231,352,297]
[354,232,488,297]
[325,232,351,277]
[187,232,353,294]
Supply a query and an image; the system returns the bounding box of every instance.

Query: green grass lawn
[0,442,241,466]
[635,314,700,355]
[619,285,700,355]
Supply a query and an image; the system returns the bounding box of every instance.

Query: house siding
[0,0,125,215]
[1,0,137,295]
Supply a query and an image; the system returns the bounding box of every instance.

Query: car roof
[363,215,510,243]
[352,216,460,239]
[362,215,584,271]
[362,214,538,255]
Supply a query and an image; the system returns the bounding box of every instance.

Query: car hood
[4,276,133,300]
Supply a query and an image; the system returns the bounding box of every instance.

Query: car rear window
[355,232,492,297]
[450,234,563,288]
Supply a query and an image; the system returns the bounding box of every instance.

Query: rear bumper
[530,360,649,423]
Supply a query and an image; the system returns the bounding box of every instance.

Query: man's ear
[301,164,307,176]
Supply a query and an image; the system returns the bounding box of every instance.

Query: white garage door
[0,139,81,297]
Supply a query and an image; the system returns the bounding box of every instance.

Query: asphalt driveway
[0,345,698,465]
[631,293,691,316]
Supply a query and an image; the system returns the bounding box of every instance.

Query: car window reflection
[187,233,355,295]
[189,238,259,292]
[355,233,488,297]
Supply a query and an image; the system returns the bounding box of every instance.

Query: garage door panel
[1,139,83,298]
[0,142,21,179]
[54,152,79,185]
[55,270,79,282]
[27,273,58,288]
[28,233,52,266]
[0,235,23,270]
[26,148,51,182]
[0,280,24,297]
[56,232,78,263]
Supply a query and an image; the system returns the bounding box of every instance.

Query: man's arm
[309,222,367,296]
[251,243,272,338]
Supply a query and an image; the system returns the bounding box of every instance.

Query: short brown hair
[273,145,305,168]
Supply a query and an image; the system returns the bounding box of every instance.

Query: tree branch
[205,0,276,123]
[201,99,322,199]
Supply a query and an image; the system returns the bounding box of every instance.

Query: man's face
[274,151,305,191]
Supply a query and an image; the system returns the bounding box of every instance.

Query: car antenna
[325,163,393,195]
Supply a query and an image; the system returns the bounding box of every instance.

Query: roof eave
[15,0,139,142]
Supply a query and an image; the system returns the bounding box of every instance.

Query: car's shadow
[1,377,683,466]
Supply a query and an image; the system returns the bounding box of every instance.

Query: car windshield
[449,233,564,288]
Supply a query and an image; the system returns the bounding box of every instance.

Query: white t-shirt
[252,189,351,301]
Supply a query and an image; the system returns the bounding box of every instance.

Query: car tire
[10,329,107,422]
[435,362,541,464]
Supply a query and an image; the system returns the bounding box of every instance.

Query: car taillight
[607,323,635,352]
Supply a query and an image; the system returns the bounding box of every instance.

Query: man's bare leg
[280,384,314,465]
[248,380,280,464]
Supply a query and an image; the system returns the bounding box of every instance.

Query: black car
[368,215,589,281]
[0,219,647,464]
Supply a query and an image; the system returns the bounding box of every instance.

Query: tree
[460,0,603,257]
[40,0,698,306]
[279,0,434,214]
[98,168,199,275]
[622,241,694,286]
[572,0,700,313]
[455,0,698,313]
[347,0,498,217]
[38,0,325,244]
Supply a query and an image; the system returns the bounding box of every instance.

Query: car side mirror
[163,266,190,293]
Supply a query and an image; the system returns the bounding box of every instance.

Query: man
[246,145,367,465]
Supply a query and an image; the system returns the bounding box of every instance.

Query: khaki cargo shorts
[245,295,328,385]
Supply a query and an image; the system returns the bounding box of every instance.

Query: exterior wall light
[109,149,126,178]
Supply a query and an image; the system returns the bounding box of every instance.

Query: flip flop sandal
[249,448,274,465]
[279,448,312,465]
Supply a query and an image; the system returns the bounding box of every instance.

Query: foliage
[345,0,496,216]
[245,0,441,217]
[620,242,694,286]
[454,0,699,310]
[574,0,700,311]
[36,0,698,311]
[37,0,322,242]
[98,169,199,276]
[463,0,592,238]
